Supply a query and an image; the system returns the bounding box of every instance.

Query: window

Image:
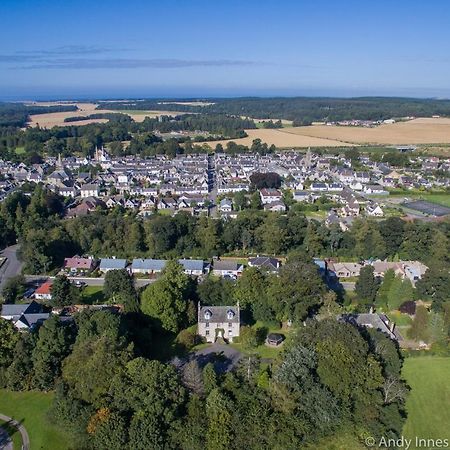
[228,330,233,335]
[205,330,210,336]
[228,323,232,328]
[205,322,209,328]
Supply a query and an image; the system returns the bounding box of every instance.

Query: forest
[97,97,450,125]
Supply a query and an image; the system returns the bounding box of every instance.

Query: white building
[198,304,240,343]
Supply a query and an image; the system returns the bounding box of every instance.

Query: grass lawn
[80,285,105,304]
[402,357,450,448]
[0,390,69,450]
[424,194,450,208]
[14,146,25,155]
[0,419,22,449]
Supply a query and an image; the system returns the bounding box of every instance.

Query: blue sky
[1,0,450,99]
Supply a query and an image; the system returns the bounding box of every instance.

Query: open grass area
[80,285,105,304]
[0,419,22,449]
[0,390,69,450]
[14,146,25,155]
[402,357,450,448]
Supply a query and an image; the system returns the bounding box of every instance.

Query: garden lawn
[0,390,69,450]
[402,357,450,448]
[80,285,105,304]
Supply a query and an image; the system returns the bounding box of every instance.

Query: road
[25,275,155,289]
[0,414,30,450]
[0,245,23,291]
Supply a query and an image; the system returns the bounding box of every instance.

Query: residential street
[0,245,23,291]
[24,275,155,289]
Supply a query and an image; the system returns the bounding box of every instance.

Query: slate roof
[248,257,280,271]
[131,259,166,271]
[213,260,243,271]
[198,305,240,324]
[99,258,127,270]
[178,259,205,272]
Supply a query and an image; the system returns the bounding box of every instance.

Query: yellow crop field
[283,118,450,145]
[27,102,188,127]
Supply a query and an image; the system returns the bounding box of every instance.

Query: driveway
[173,343,242,374]
[0,414,29,450]
[0,245,23,291]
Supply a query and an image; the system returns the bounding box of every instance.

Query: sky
[1,0,450,100]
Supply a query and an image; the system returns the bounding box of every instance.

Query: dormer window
[227,309,235,320]
[204,310,212,320]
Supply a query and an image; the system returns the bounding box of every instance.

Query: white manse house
[198,304,240,343]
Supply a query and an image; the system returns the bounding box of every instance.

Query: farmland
[27,102,189,127]
[210,128,350,148]
[212,117,450,149]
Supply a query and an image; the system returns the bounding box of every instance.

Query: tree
[32,316,75,390]
[408,305,429,342]
[203,363,218,395]
[375,269,395,309]
[416,265,450,312]
[355,266,379,304]
[1,275,25,304]
[141,261,192,333]
[63,335,132,406]
[6,332,37,390]
[0,318,20,367]
[91,411,127,450]
[182,360,204,396]
[206,389,233,450]
[317,291,342,318]
[51,275,76,307]
[239,326,259,350]
[267,257,326,323]
[249,172,281,189]
[103,269,138,312]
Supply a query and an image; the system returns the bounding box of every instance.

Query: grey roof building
[131,258,167,273]
[99,258,128,272]
[1,301,50,330]
[198,304,240,343]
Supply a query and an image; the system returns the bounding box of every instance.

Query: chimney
[390,322,396,333]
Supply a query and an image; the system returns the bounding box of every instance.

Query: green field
[0,390,69,450]
[402,357,450,448]
[81,285,105,304]
[14,146,25,155]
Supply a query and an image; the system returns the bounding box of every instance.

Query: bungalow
[1,301,50,330]
[99,258,128,273]
[34,281,53,300]
[63,256,95,274]
[264,201,286,212]
[198,304,240,343]
[340,313,399,341]
[212,260,244,278]
[311,182,328,192]
[248,256,280,272]
[131,258,166,274]
[178,259,208,276]
[328,262,362,278]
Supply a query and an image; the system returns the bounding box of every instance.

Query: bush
[177,329,198,351]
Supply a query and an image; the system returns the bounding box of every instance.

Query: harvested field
[27,102,189,127]
[282,118,450,145]
[209,128,349,148]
